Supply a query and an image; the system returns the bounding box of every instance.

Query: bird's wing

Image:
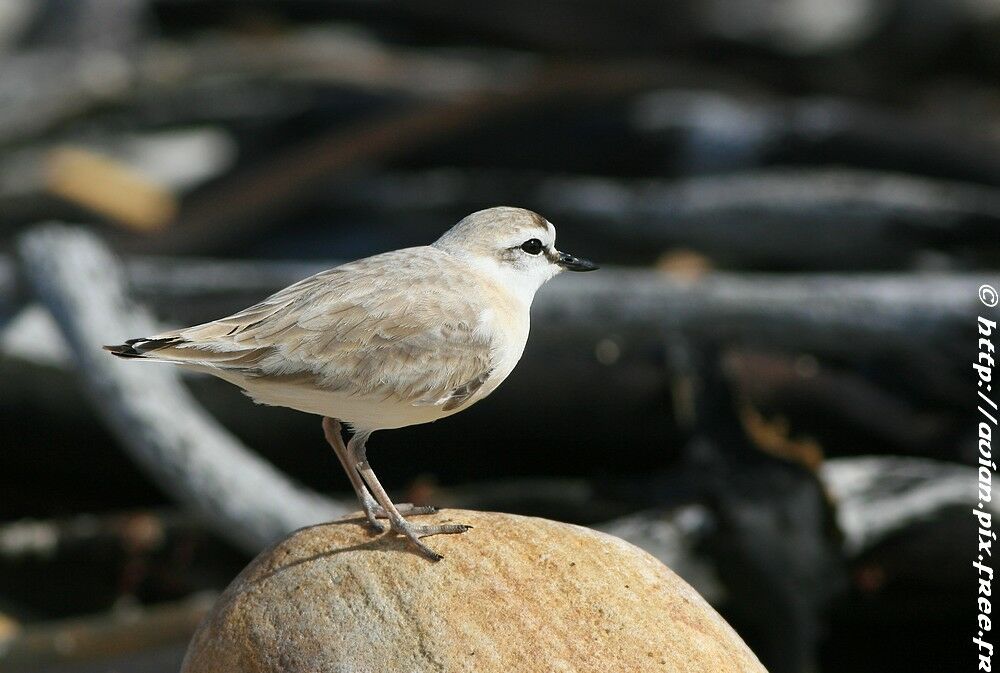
[110,247,499,407]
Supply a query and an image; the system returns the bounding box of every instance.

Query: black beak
[555,250,599,272]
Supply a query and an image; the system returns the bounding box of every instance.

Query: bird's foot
[357,495,437,533]
[392,502,440,517]
[388,516,473,562]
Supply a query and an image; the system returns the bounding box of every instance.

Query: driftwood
[821,455,984,555]
[0,593,212,672]
[0,510,188,561]
[150,61,682,254]
[16,224,347,555]
[0,26,514,146]
[630,90,1000,183]
[592,454,984,673]
[725,351,956,455]
[327,167,1000,268]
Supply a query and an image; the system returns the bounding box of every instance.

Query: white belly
[240,379,452,430]
[217,323,528,431]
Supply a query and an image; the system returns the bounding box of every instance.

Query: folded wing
[105,247,495,409]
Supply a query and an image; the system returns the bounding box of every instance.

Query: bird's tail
[103,336,185,360]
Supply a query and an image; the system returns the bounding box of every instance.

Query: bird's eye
[520,239,544,255]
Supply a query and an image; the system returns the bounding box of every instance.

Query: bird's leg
[322,419,435,531]
[348,432,470,561]
[323,418,384,530]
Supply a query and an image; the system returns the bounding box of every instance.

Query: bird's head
[433,206,598,304]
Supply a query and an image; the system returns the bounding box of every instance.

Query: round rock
[182,509,766,672]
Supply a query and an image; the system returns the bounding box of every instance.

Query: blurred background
[0,1,996,671]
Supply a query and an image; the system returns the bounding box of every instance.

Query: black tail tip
[104,336,182,358]
[103,343,143,358]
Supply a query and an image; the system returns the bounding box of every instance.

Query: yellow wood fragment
[45,147,177,232]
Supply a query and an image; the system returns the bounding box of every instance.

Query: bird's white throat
[452,251,560,309]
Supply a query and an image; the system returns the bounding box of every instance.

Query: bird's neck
[434,244,547,310]
[466,257,546,310]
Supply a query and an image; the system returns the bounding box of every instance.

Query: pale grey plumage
[126,246,509,427]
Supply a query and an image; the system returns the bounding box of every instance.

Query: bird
[104,207,597,560]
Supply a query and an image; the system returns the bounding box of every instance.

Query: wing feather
[112,247,499,409]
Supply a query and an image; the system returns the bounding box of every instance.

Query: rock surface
[182,509,767,673]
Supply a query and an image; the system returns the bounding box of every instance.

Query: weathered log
[630,90,1000,183]
[148,59,684,254]
[0,593,213,671]
[593,454,988,673]
[821,455,983,555]
[325,167,1000,268]
[16,224,348,555]
[0,27,517,146]
[0,509,190,561]
[725,350,958,455]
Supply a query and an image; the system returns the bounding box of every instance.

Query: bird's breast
[468,302,531,406]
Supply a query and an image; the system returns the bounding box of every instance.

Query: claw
[355,497,438,533]
[412,523,472,538]
[387,516,471,560]
[396,503,439,516]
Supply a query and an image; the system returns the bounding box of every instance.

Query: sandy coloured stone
[182,509,767,673]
